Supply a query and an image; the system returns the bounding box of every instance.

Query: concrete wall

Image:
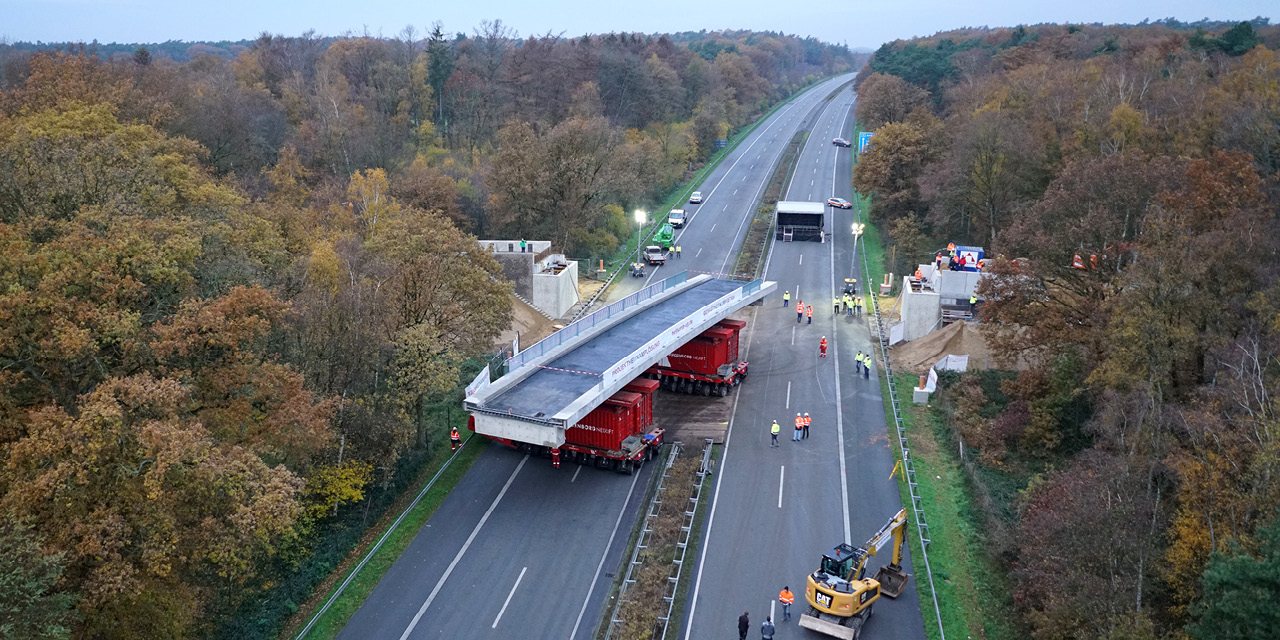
[532,258,579,318]
[481,239,552,254]
[900,275,941,341]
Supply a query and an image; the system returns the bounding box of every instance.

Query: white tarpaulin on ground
[465,365,491,398]
[935,354,969,372]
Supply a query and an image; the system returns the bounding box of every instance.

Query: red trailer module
[474,379,663,474]
[646,320,749,396]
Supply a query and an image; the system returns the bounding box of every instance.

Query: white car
[689,191,704,204]
[668,209,687,228]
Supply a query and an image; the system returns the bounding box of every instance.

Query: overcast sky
[2,0,1274,50]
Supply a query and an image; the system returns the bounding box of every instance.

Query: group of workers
[781,290,864,324]
[936,242,984,272]
[768,413,815,446]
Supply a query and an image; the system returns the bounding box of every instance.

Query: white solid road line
[569,466,643,640]
[799,254,803,266]
[786,381,791,408]
[491,566,527,629]
[399,455,529,640]
[778,466,785,508]
[830,99,854,545]
[570,465,582,483]
[791,325,795,346]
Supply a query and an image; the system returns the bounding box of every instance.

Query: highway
[337,74,856,640]
[679,85,928,640]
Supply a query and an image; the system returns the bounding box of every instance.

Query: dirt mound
[889,322,994,374]
[496,294,558,350]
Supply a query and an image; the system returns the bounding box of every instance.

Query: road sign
[858,131,874,154]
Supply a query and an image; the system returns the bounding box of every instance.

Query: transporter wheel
[633,455,644,473]
[699,381,711,396]
[715,383,728,397]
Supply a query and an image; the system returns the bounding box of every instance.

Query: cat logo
[815,591,833,608]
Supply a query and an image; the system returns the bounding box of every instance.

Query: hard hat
[804,413,809,416]
[797,413,801,417]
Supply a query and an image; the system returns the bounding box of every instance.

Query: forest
[853,19,1280,640]
[0,26,854,639]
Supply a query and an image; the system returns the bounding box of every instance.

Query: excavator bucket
[874,564,911,598]
[799,613,857,640]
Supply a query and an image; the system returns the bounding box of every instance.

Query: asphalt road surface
[679,86,929,640]
[338,74,856,640]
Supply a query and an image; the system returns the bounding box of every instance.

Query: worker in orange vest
[779,586,795,620]
[802,413,811,439]
[914,268,923,280]
[797,301,804,323]
[819,337,828,358]
[450,426,461,452]
[806,303,813,324]
[793,414,804,441]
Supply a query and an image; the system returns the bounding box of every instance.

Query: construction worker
[855,296,864,317]
[833,296,841,315]
[450,426,461,452]
[783,290,790,307]
[793,414,803,441]
[863,353,871,379]
[802,413,811,439]
[819,337,828,358]
[845,294,854,316]
[676,244,682,259]
[770,420,780,447]
[806,303,813,324]
[796,301,804,323]
[778,586,795,621]
[520,238,527,253]
[969,293,978,313]
[854,351,864,375]
[914,268,923,280]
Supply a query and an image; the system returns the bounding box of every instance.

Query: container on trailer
[622,378,659,431]
[663,327,734,375]
[714,319,745,361]
[565,390,642,451]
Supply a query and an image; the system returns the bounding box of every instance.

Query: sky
[1,0,1275,50]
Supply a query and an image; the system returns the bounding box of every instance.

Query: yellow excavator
[798,509,911,640]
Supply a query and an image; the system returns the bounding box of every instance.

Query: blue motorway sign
[858,131,874,154]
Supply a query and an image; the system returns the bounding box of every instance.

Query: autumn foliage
[854,20,1280,639]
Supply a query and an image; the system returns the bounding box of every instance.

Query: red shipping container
[715,319,745,362]
[566,390,642,451]
[665,327,734,375]
[623,378,659,431]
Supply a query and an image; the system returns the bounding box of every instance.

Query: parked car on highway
[668,208,687,228]
[643,245,666,265]
[832,137,851,147]
[827,197,852,209]
[689,191,704,204]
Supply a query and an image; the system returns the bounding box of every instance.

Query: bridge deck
[483,278,742,420]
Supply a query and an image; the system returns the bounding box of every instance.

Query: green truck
[652,223,675,250]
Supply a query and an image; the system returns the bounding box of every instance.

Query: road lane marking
[491,566,527,628]
[723,204,728,210]
[696,247,703,257]
[771,600,776,625]
[791,326,795,346]
[734,189,738,195]
[710,224,716,232]
[799,254,803,266]
[786,381,791,408]
[569,452,645,640]
[571,465,582,483]
[830,100,854,544]
[778,466,785,508]
[399,455,529,640]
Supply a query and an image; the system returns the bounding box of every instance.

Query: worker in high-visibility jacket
[819,337,828,358]
[855,296,864,317]
[969,293,978,313]
[793,414,804,441]
[778,587,795,621]
[833,297,841,315]
[802,413,811,439]
[770,420,781,447]
[783,290,790,307]
[806,304,814,324]
[450,426,461,452]
[854,351,865,374]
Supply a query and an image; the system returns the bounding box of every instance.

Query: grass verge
[880,373,1020,640]
[664,445,721,640]
[732,129,808,278]
[283,432,486,640]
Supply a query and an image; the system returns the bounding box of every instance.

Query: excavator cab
[820,543,863,581]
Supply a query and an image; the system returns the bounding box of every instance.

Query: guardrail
[508,271,690,370]
[856,207,947,640]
